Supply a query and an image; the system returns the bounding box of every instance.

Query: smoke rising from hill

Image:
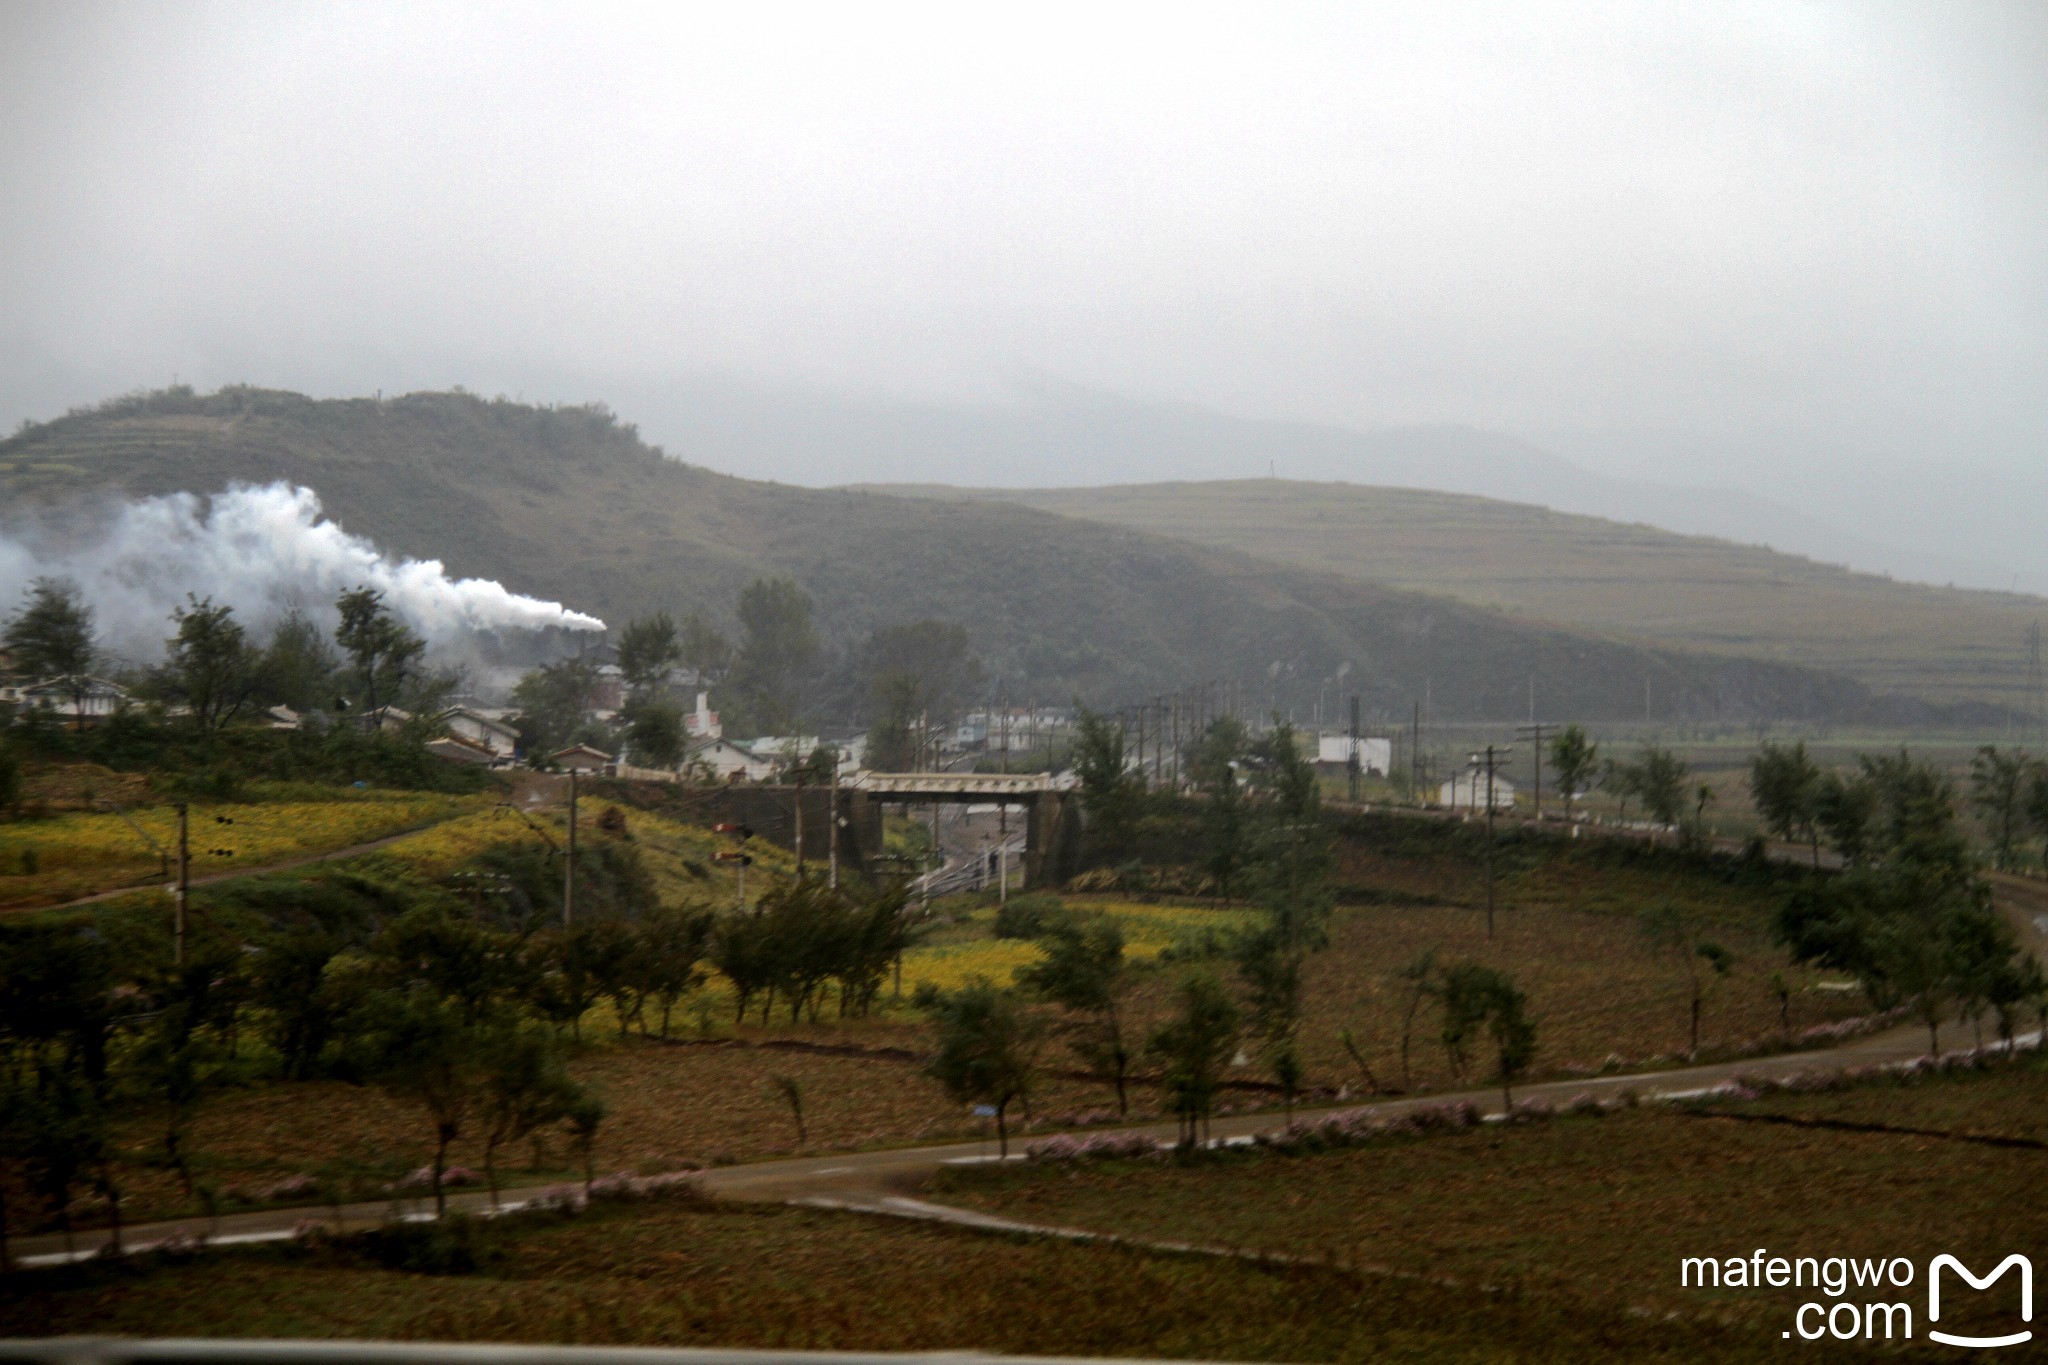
[0,482,605,659]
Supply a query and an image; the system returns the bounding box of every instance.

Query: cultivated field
[941,1054,2048,1349]
[0,1184,1786,1361]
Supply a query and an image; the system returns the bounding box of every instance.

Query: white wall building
[1317,735,1392,775]
[1439,765,1517,812]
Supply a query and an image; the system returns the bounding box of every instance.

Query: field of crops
[0,1194,1781,1360]
[0,790,483,909]
[943,1055,2048,1345]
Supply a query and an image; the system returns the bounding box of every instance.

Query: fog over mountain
[3,3,2042,589]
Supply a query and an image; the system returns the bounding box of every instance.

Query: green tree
[163,595,262,730]
[358,989,491,1217]
[731,576,819,733]
[1439,963,1538,1107]
[1813,769,1878,864]
[858,620,982,766]
[334,587,425,713]
[1547,724,1599,824]
[920,981,1044,1157]
[1640,900,1734,1058]
[511,657,601,761]
[1969,745,2036,872]
[678,612,733,682]
[475,1021,583,1206]
[621,695,686,768]
[1750,740,1824,866]
[4,578,96,719]
[1018,914,1134,1114]
[1235,722,1332,1105]
[1072,706,1145,862]
[615,613,682,696]
[1146,972,1240,1148]
[257,610,339,713]
[634,902,714,1037]
[1630,743,1690,835]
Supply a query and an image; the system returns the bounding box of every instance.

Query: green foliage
[920,980,1044,1156]
[856,619,983,764]
[615,613,682,695]
[1018,912,1134,1114]
[621,695,686,769]
[1639,899,1735,1057]
[3,577,95,681]
[1438,963,1538,1106]
[160,595,263,731]
[1073,707,1145,863]
[711,877,918,1024]
[1547,724,1598,818]
[1146,971,1239,1148]
[992,892,1068,940]
[334,587,424,714]
[511,657,601,762]
[1750,740,1822,860]
[1968,745,2035,872]
[257,610,340,714]
[352,1212,503,1275]
[1611,743,1688,831]
[731,576,819,734]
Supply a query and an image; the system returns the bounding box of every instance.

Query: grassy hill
[0,387,1985,727]
[874,479,2048,715]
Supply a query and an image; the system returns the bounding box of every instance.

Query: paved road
[8,1010,2011,1269]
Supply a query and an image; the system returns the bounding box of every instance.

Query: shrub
[353,1214,501,1275]
[993,893,1067,940]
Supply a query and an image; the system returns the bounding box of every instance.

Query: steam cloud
[0,483,605,659]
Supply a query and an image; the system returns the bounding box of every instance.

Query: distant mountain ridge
[0,385,1983,730]
[868,478,2048,717]
[597,376,2030,593]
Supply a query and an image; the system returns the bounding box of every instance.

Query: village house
[550,743,614,775]
[1439,763,1517,812]
[441,705,521,760]
[16,675,130,724]
[685,737,776,783]
[1316,734,1392,776]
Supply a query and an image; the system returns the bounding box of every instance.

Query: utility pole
[563,771,578,927]
[793,765,805,877]
[174,802,189,966]
[828,749,839,889]
[1410,700,1421,805]
[1477,743,1510,938]
[1347,694,1362,802]
[1516,722,1551,822]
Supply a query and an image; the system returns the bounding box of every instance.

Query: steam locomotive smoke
[0,483,605,655]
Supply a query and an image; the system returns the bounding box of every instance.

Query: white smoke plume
[0,483,605,661]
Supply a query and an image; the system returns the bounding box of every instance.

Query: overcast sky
[3,2,2043,501]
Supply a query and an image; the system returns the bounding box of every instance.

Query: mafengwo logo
[1679,1250,2033,1345]
[1928,1254,2032,1350]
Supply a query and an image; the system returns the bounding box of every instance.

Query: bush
[353,1214,502,1275]
[993,893,1068,940]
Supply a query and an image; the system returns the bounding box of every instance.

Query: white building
[687,737,776,782]
[683,691,722,741]
[551,743,614,775]
[1439,765,1517,812]
[1317,735,1392,775]
[17,675,129,722]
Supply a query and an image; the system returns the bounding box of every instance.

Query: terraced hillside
[0,387,1984,725]
[878,479,2048,715]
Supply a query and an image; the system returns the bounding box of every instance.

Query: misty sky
[3,3,2043,532]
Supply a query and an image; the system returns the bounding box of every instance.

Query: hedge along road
[7,1009,2021,1270]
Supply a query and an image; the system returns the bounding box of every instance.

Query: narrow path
[6,1010,2009,1269]
[10,821,458,917]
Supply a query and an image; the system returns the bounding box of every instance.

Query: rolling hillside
[875,480,2048,716]
[0,387,1991,728]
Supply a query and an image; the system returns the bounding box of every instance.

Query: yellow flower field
[0,791,483,908]
[368,800,798,907]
